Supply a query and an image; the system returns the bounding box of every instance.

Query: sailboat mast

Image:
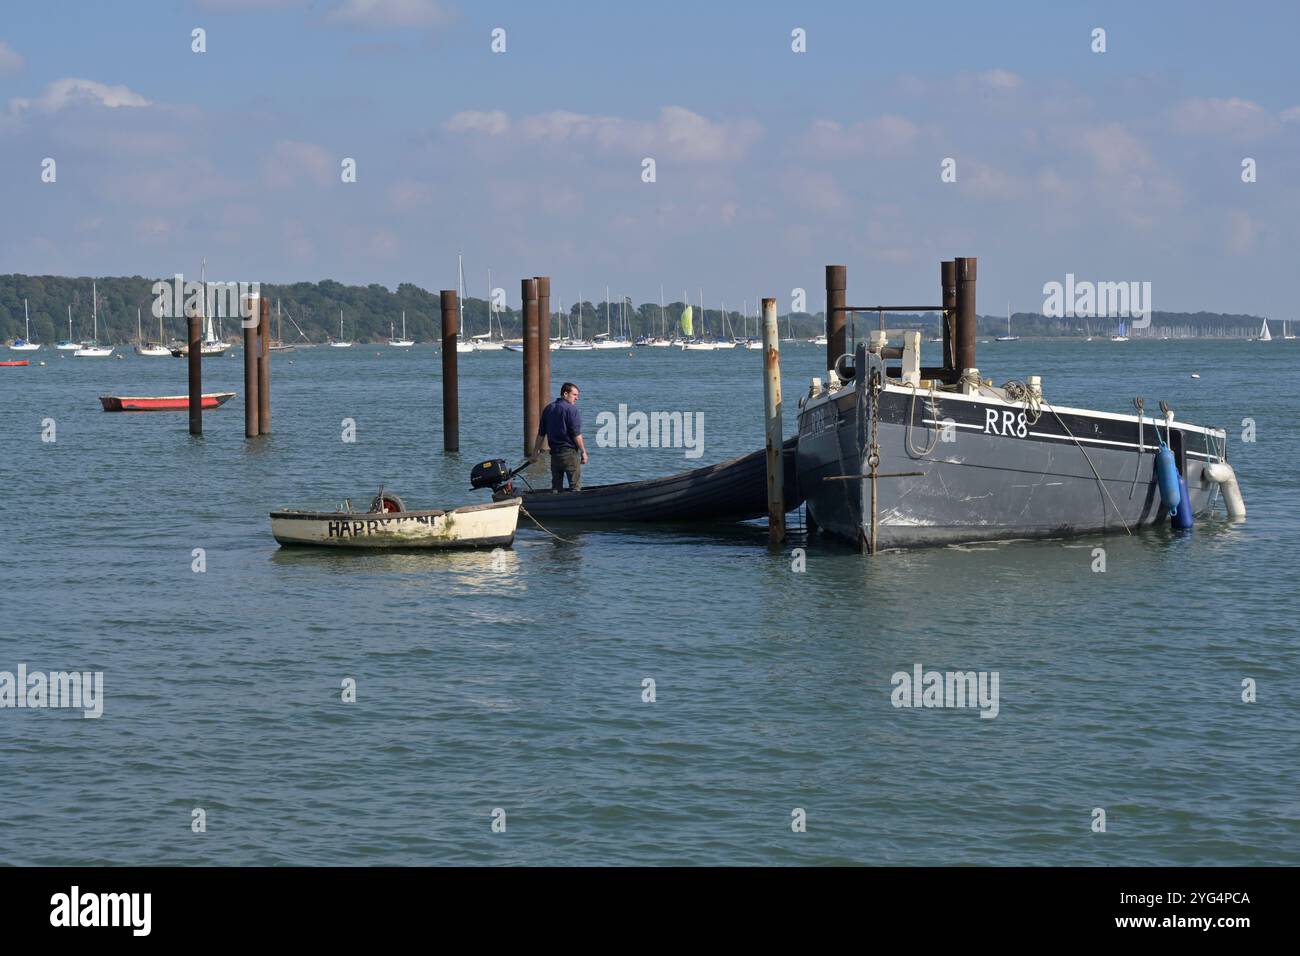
[92,279,97,342]
[660,285,665,338]
[487,267,493,338]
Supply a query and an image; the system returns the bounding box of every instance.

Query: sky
[1,0,1298,317]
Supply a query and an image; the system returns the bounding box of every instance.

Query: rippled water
[2,338,1296,865]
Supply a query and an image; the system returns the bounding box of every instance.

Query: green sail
[680,304,693,337]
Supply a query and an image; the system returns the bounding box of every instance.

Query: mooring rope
[1042,401,1132,536]
[978,380,1131,536]
[518,503,578,544]
[902,379,941,458]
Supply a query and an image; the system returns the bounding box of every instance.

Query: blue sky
[2,1,1298,317]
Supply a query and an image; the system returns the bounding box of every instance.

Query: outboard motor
[470,458,532,499]
[470,458,511,491]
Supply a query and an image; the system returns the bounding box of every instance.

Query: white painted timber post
[762,297,785,545]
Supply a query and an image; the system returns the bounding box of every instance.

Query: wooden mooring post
[762,297,785,545]
[257,295,271,434]
[242,294,260,439]
[440,290,459,452]
[187,311,202,435]
[536,276,551,411]
[521,278,540,458]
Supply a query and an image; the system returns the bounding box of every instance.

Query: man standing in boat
[532,382,588,492]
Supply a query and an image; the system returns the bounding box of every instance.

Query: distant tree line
[0,274,1272,344]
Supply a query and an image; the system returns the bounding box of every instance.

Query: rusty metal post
[187,312,202,435]
[762,297,785,545]
[825,264,846,376]
[440,290,459,452]
[242,294,260,439]
[941,260,957,383]
[257,296,271,434]
[535,276,551,412]
[522,278,540,457]
[955,257,978,378]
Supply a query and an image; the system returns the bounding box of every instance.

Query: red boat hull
[99,392,236,412]
[0,360,29,367]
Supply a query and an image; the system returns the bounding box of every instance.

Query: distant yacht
[387,311,414,348]
[74,281,113,357]
[1255,319,1272,342]
[996,303,1020,341]
[1110,320,1130,342]
[9,299,41,351]
[330,309,354,348]
[134,306,170,356]
[56,305,80,350]
[1284,320,1296,340]
[169,261,229,356]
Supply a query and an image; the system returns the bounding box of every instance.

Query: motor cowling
[470,458,511,491]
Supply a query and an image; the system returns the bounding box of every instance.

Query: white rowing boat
[270,497,520,549]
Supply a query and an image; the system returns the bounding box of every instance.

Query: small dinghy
[270,492,521,549]
[100,392,235,412]
[0,359,29,367]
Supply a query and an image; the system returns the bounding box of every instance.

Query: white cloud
[443,110,509,135]
[325,0,457,29]
[805,115,919,157]
[0,40,24,73]
[1171,97,1279,140]
[976,69,1022,91]
[445,106,761,163]
[263,140,335,188]
[1075,123,1155,174]
[9,78,150,114]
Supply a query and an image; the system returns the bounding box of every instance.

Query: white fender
[1203,461,1246,520]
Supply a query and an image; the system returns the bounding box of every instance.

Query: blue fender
[1171,474,1194,530]
[1155,442,1180,518]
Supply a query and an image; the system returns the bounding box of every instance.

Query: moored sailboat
[995,303,1020,341]
[388,311,415,347]
[9,299,41,351]
[56,305,79,350]
[74,281,113,357]
[134,306,170,356]
[329,309,354,347]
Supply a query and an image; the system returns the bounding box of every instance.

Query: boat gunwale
[269,497,521,521]
[800,379,1227,438]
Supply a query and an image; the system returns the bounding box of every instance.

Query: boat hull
[269,498,520,548]
[1,360,29,367]
[100,392,235,412]
[507,438,802,524]
[796,353,1227,549]
[169,344,228,357]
